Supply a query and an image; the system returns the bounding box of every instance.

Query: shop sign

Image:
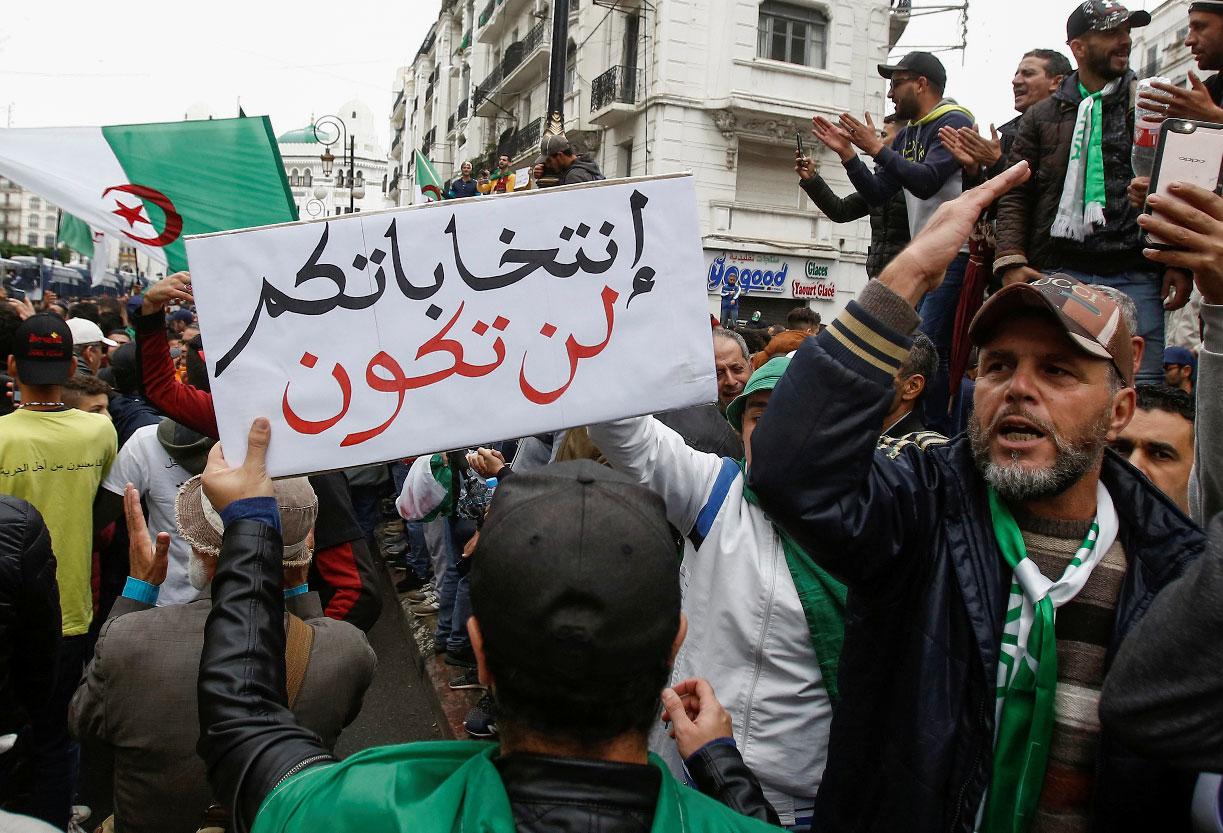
[792,279,836,301]
[705,251,787,294]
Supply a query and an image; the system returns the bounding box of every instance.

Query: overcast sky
[1,0,1161,141]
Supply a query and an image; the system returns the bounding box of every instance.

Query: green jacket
[253,741,778,833]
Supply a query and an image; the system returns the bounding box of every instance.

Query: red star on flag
[111,199,150,228]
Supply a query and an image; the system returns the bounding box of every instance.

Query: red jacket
[134,311,381,630]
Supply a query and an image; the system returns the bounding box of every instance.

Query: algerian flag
[0,117,297,272]
[57,212,111,286]
[413,150,444,204]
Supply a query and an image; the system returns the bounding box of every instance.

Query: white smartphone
[1143,119,1223,249]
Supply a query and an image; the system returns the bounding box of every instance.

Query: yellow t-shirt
[0,408,117,636]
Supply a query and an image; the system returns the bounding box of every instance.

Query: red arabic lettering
[519,285,619,405]
[282,352,352,434]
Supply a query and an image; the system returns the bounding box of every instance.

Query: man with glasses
[810,51,974,434]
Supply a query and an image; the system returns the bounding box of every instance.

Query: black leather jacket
[0,496,60,737]
[197,517,779,833]
[750,312,1203,833]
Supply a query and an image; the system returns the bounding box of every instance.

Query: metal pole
[544,0,570,139]
[348,135,356,213]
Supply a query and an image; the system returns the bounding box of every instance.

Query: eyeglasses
[889,74,920,89]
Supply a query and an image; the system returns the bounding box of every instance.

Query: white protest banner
[185,173,716,477]
[514,167,531,189]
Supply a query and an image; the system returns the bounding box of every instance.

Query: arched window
[29,214,40,229]
[304,169,313,186]
[290,168,300,186]
[355,170,364,187]
[565,39,577,94]
[30,197,41,210]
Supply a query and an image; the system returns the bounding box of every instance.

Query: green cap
[726,356,791,432]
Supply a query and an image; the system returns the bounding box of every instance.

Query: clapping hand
[125,483,169,586]
[838,112,884,157]
[811,116,854,162]
[465,447,505,478]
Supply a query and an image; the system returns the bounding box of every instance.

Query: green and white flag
[413,150,444,204]
[0,117,297,272]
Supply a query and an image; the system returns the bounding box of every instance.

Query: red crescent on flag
[421,184,443,201]
[102,183,184,247]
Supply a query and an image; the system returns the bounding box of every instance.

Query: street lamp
[313,114,364,213]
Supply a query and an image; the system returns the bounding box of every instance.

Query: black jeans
[0,633,87,829]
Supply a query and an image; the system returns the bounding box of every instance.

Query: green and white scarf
[1051,79,1122,242]
[977,481,1118,833]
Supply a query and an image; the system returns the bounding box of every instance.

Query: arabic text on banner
[185,173,716,477]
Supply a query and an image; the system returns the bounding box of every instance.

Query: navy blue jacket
[749,291,1202,833]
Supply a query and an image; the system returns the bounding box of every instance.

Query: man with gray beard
[749,161,1203,833]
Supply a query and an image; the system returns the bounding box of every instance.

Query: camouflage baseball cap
[968,274,1134,386]
[1067,0,1150,40]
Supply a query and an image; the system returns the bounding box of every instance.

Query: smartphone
[1143,119,1223,249]
[796,131,805,156]
[5,286,24,302]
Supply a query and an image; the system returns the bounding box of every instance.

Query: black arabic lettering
[446,217,560,290]
[626,266,656,309]
[629,190,648,268]
[215,223,388,377]
[385,217,446,301]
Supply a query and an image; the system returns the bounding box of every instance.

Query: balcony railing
[502,20,548,77]
[421,128,436,156]
[425,81,435,103]
[478,0,494,26]
[393,88,406,113]
[391,132,403,154]
[591,65,642,112]
[447,113,456,133]
[473,63,503,107]
[457,98,469,121]
[506,118,543,160]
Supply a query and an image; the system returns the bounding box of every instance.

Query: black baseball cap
[470,459,680,684]
[1067,0,1150,40]
[878,51,947,90]
[11,313,74,385]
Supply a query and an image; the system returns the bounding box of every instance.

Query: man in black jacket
[750,160,1202,833]
[0,497,63,828]
[196,420,778,833]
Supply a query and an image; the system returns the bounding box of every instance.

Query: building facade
[389,0,903,322]
[0,175,62,250]
[1131,0,1195,85]
[277,100,393,219]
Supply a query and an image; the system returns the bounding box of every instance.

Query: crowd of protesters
[2,1,1223,832]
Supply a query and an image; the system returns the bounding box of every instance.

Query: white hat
[67,317,118,348]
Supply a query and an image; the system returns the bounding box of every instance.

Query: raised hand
[125,482,169,586]
[937,126,978,172]
[955,124,1003,168]
[838,112,884,157]
[794,151,816,180]
[142,271,194,315]
[881,161,1031,305]
[811,116,854,161]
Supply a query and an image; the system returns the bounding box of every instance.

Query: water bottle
[484,477,498,508]
[1132,76,1171,178]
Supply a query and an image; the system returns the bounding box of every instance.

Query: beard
[968,405,1111,503]
[1084,43,1128,81]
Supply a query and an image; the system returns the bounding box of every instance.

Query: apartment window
[29,214,40,229]
[621,140,634,177]
[44,234,55,247]
[565,40,577,94]
[757,1,828,68]
[27,233,37,246]
[30,197,41,210]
